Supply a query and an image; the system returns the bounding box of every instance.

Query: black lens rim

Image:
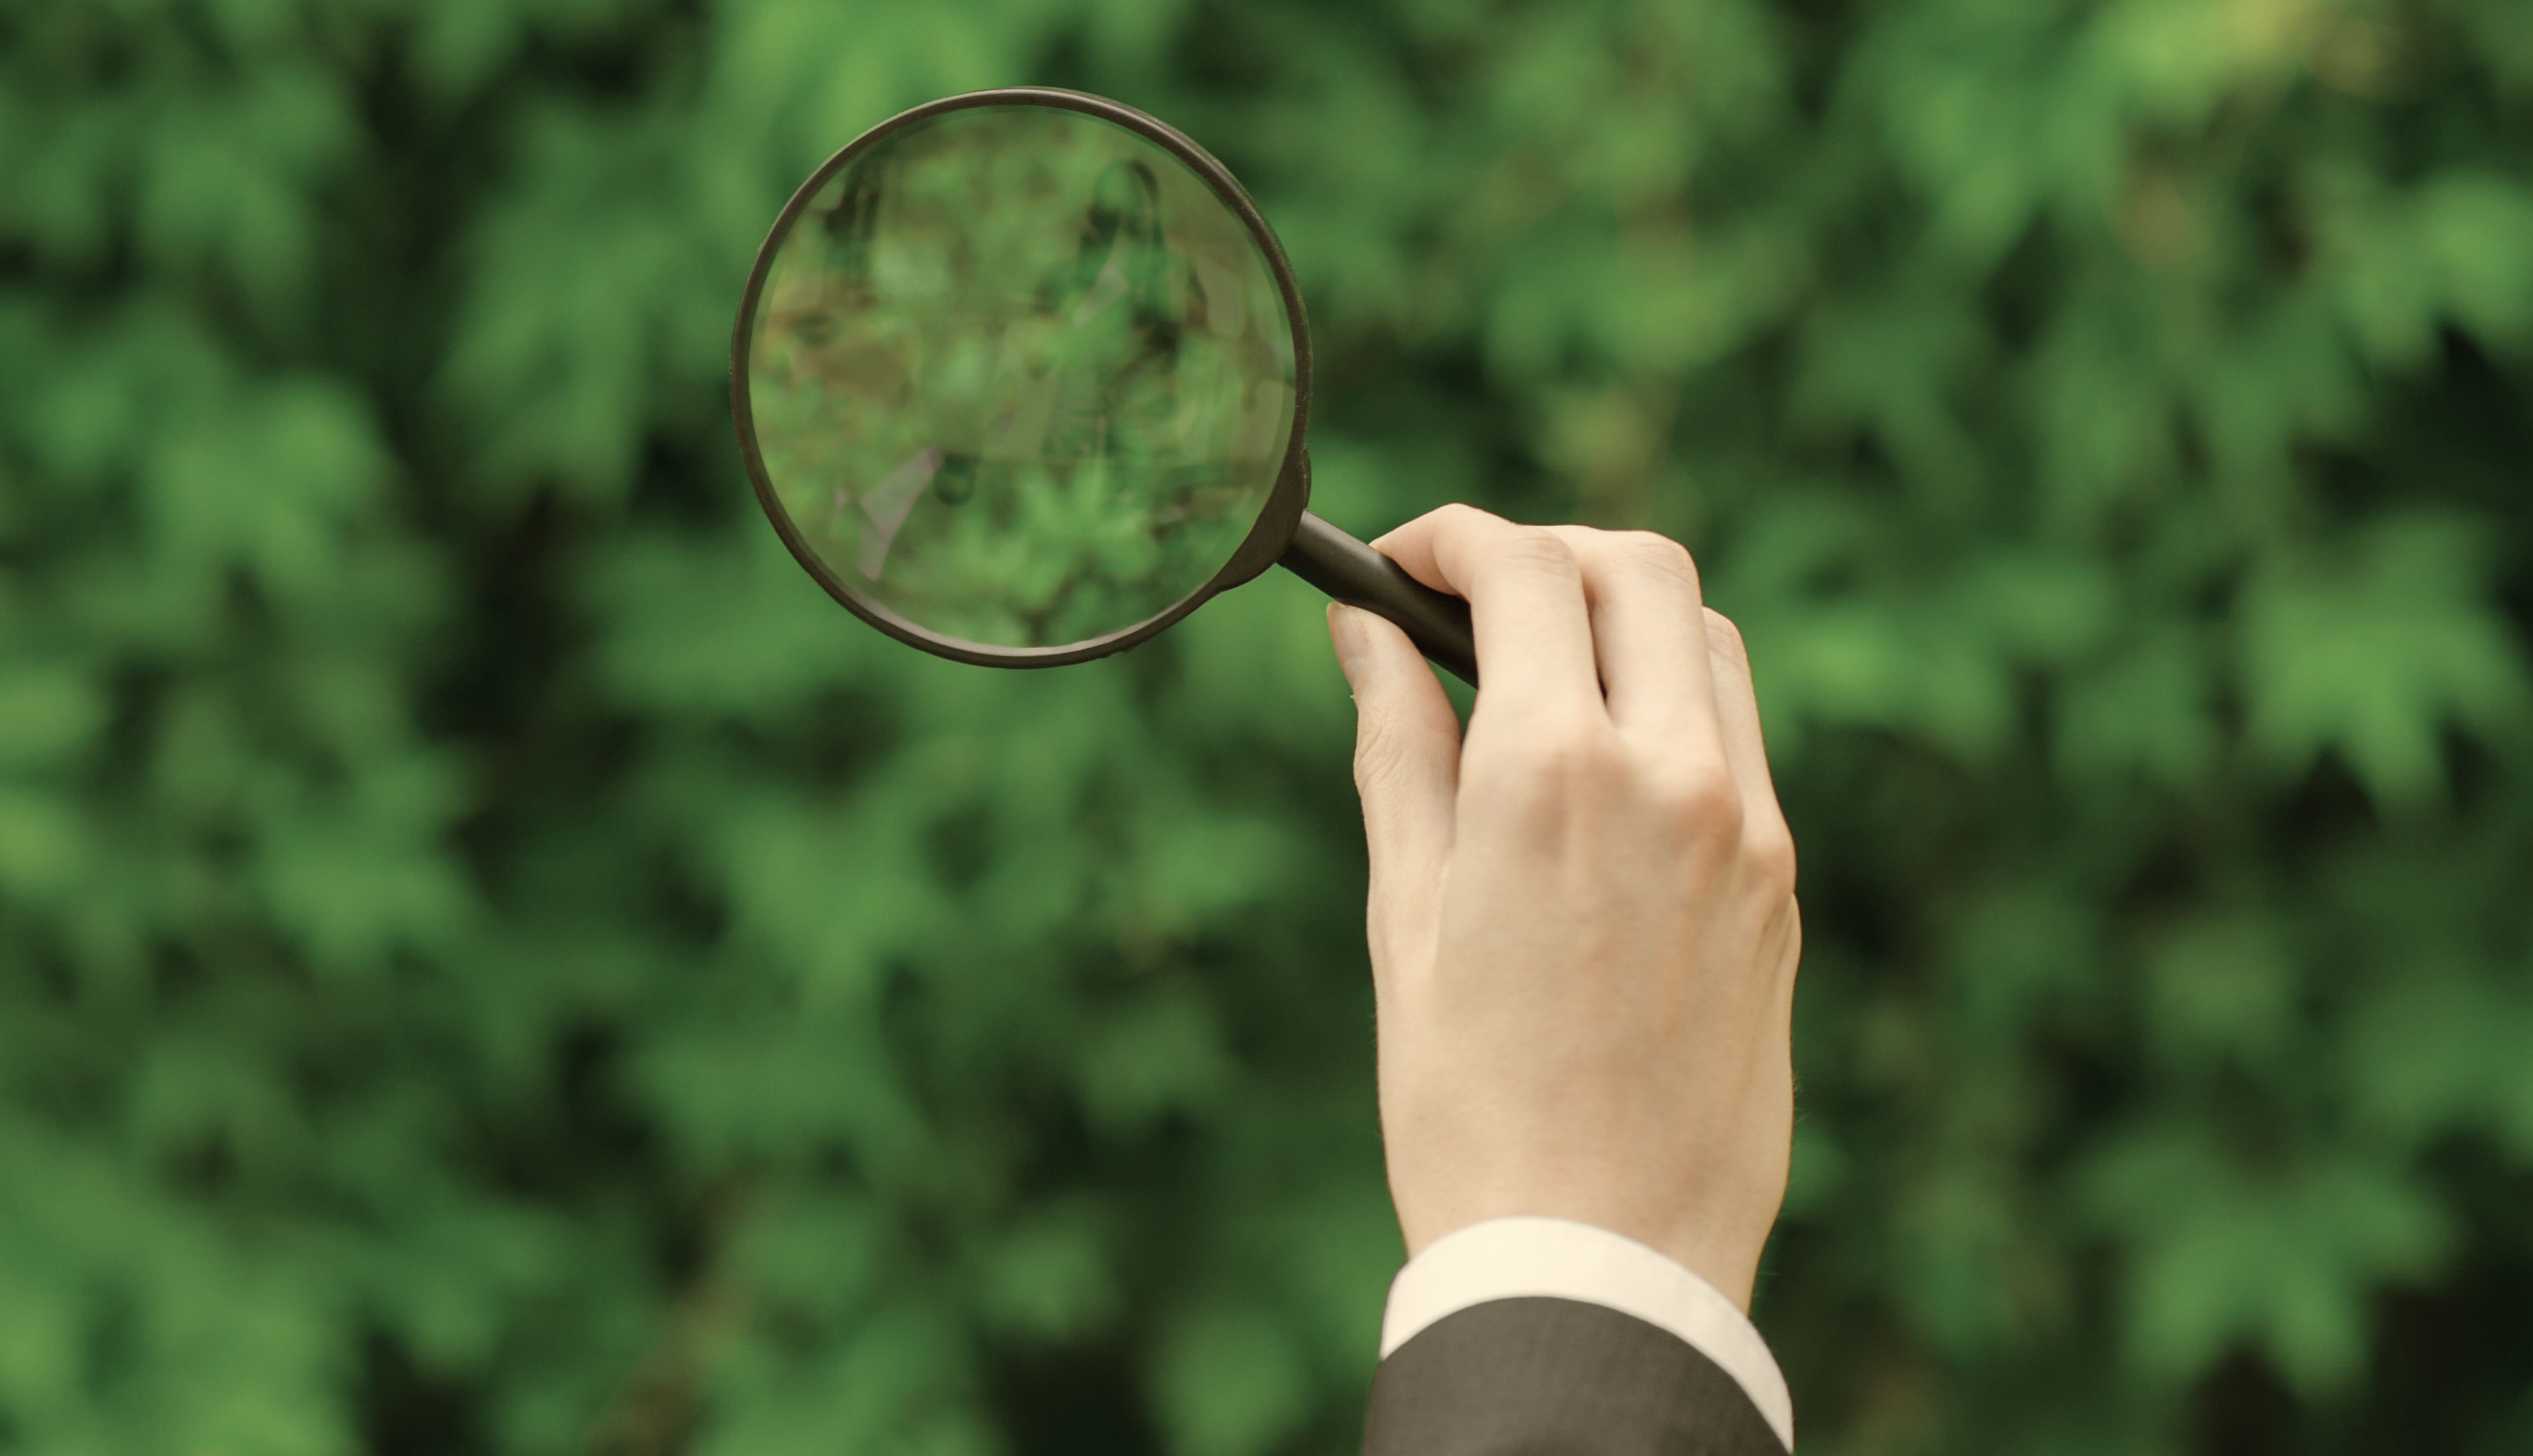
[729,86,1315,670]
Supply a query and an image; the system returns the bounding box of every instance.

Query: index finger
[1371,505,1603,716]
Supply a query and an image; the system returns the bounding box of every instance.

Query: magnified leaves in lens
[746,105,1298,649]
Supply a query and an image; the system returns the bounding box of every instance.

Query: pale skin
[1326,505,1801,1311]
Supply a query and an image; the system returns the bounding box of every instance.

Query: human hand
[1326,506,1801,1310]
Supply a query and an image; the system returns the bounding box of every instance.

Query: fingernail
[1327,602,1370,687]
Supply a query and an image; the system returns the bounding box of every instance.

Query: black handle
[1277,510,1478,687]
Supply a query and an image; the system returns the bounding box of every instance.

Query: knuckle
[1417,502,1492,550]
[1491,524,1581,580]
[1649,759,1745,840]
[1381,502,1484,558]
[1616,531,1701,591]
[1702,607,1748,664]
[1742,815,1799,895]
[1350,707,1416,795]
[1535,722,1624,786]
[1475,713,1620,799]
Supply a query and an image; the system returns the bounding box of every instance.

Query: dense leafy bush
[2,1,2527,1453]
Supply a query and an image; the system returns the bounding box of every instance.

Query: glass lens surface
[744,104,1299,649]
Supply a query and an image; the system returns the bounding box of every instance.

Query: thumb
[1328,604,1460,959]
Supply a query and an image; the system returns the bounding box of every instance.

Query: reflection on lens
[745,104,1298,649]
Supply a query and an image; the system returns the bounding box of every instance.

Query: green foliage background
[3,1,2530,1453]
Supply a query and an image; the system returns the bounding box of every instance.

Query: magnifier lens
[744,104,1299,649]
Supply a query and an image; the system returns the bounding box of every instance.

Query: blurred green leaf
[4,1,2531,1453]
[2241,514,2530,805]
[1152,1300,1312,1456]
[2082,1134,2453,1392]
[0,662,105,769]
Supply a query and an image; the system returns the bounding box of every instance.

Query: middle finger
[1541,526,1726,755]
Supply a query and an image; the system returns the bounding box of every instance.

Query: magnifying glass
[730,87,1480,685]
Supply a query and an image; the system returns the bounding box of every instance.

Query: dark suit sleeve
[1361,1297,1787,1456]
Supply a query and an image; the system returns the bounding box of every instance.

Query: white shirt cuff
[1377,1216,1794,1451]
